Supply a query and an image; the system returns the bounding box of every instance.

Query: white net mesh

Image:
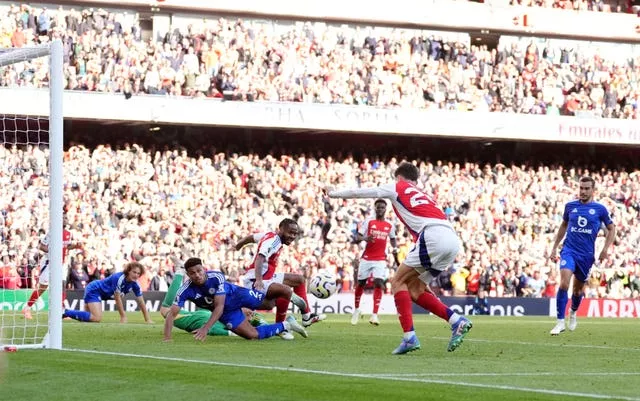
[0,46,55,349]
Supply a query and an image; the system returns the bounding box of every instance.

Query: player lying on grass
[159,266,269,337]
[163,258,307,342]
[63,262,153,324]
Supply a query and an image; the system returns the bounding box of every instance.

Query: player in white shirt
[326,162,472,354]
[351,199,399,326]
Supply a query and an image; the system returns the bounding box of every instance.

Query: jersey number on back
[405,187,434,207]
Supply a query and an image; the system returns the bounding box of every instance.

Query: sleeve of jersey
[329,183,396,199]
[252,232,266,242]
[132,282,142,297]
[358,219,370,236]
[600,206,613,226]
[258,236,280,258]
[562,203,570,222]
[174,284,190,307]
[389,223,397,239]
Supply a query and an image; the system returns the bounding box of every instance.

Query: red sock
[354,285,364,309]
[275,298,289,323]
[26,290,40,308]
[394,290,414,333]
[415,292,453,322]
[293,283,311,314]
[373,287,383,314]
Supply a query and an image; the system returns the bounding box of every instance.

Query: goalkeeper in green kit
[160,268,268,337]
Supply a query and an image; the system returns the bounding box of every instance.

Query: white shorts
[243,271,285,291]
[38,258,50,285]
[357,260,388,281]
[403,225,461,284]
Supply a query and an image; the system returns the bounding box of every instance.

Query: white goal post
[0,40,63,350]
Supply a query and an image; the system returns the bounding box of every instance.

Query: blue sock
[557,289,568,319]
[571,294,583,311]
[64,309,91,322]
[256,322,285,339]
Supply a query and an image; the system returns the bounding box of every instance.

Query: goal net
[0,41,63,350]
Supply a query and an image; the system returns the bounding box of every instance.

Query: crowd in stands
[0,5,639,119]
[1,139,639,299]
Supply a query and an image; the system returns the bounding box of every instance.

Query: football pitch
[3,314,639,401]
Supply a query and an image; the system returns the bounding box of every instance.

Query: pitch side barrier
[0,290,634,318]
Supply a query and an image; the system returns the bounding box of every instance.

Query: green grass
[3,313,640,401]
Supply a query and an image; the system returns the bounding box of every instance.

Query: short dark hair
[579,176,595,188]
[394,162,419,182]
[184,257,203,270]
[374,198,387,207]
[279,218,298,229]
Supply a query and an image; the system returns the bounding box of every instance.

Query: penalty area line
[63,348,639,401]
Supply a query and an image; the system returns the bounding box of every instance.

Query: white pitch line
[63,348,640,401]
[430,336,640,352]
[375,372,640,377]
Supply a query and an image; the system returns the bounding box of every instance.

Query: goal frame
[0,40,63,350]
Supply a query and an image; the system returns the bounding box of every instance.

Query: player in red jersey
[22,228,82,319]
[326,162,472,354]
[235,218,326,340]
[351,199,399,326]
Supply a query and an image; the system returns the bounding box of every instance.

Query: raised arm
[326,183,396,200]
[235,234,256,251]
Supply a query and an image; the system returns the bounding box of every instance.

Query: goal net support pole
[0,40,63,350]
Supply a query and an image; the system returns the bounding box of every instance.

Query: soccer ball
[309,271,337,299]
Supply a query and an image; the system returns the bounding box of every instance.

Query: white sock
[448,313,462,325]
[302,312,311,320]
[403,330,415,340]
[557,318,565,324]
[283,320,291,331]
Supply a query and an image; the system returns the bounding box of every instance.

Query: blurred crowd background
[1,2,639,300]
[0,4,638,118]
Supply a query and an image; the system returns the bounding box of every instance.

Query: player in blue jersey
[62,262,154,324]
[163,257,308,342]
[548,177,616,335]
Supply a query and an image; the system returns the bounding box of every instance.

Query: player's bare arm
[598,223,616,263]
[549,220,568,261]
[163,304,181,341]
[114,292,127,323]
[135,295,154,324]
[390,237,400,266]
[235,234,256,251]
[253,254,267,290]
[355,232,373,243]
[193,294,225,342]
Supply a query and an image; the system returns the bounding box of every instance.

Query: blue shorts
[219,286,266,330]
[84,281,103,304]
[559,250,595,283]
